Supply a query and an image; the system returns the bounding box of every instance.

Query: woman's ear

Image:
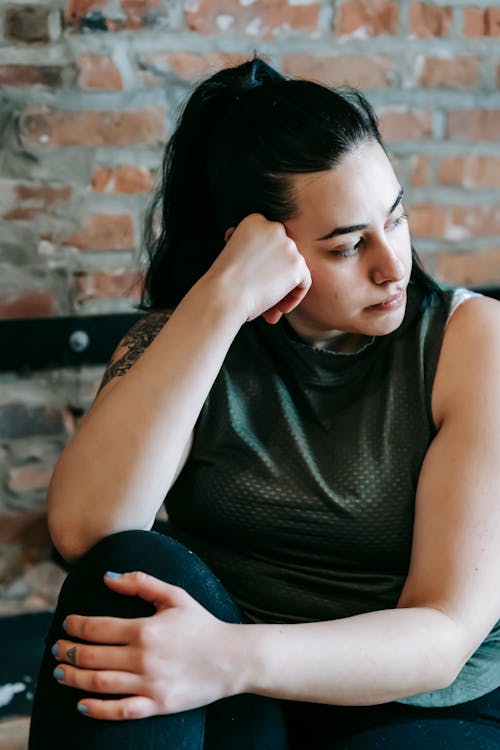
[224,227,235,243]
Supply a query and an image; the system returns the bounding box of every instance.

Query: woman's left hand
[52,571,243,720]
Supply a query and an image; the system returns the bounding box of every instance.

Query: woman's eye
[389,212,408,229]
[328,214,407,258]
[329,239,362,258]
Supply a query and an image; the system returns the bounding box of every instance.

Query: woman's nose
[370,239,405,285]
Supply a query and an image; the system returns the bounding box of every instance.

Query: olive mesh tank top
[165,281,500,707]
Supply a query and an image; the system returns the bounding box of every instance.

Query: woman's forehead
[289,146,400,230]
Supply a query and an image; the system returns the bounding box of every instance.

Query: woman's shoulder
[443,288,500,339]
[413,284,490,346]
[431,290,500,427]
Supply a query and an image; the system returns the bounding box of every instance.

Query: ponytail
[141,57,288,310]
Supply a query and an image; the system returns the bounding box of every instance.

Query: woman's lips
[367,289,406,312]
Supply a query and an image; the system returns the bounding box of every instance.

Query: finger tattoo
[66,646,77,665]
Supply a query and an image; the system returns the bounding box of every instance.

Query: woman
[29,57,500,749]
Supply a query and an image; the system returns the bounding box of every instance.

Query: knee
[54,530,200,619]
[64,529,242,623]
[71,529,201,583]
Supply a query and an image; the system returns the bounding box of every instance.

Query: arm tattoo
[98,311,171,393]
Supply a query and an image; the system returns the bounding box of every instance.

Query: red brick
[20,107,165,148]
[450,205,500,237]
[464,7,500,37]
[283,54,392,89]
[0,65,63,87]
[409,203,500,239]
[409,3,453,37]
[65,0,162,30]
[438,155,500,188]
[419,56,480,89]
[409,154,431,187]
[8,465,53,493]
[119,0,159,29]
[186,0,320,39]
[408,203,447,238]
[92,165,155,193]
[1,182,71,221]
[137,69,163,87]
[76,55,123,90]
[447,110,500,141]
[437,156,463,186]
[64,0,102,24]
[144,51,250,82]
[435,247,500,286]
[0,510,48,545]
[5,5,51,42]
[74,268,143,303]
[56,213,135,250]
[334,0,399,37]
[464,6,484,37]
[486,8,500,36]
[0,290,57,319]
[378,108,433,141]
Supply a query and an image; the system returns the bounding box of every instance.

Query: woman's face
[283,140,412,348]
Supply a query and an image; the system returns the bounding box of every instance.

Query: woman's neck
[283,317,370,353]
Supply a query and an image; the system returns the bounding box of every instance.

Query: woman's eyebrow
[315,186,405,241]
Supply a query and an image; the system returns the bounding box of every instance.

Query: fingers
[62,573,187,646]
[262,309,283,325]
[53,640,136,672]
[63,614,133,645]
[103,570,190,610]
[53,664,142,696]
[77,696,158,721]
[262,274,312,325]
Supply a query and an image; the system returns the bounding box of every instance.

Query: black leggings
[29,530,500,749]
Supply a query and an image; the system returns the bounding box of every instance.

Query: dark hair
[141,56,442,311]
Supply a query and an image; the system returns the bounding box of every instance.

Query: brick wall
[0,0,499,612]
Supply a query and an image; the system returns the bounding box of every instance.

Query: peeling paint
[0,682,26,708]
[216,14,234,31]
[245,16,262,35]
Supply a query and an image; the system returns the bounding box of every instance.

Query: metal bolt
[69,329,90,353]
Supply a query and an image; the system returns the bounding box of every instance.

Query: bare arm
[48,277,243,563]
[96,311,171,395]
[48,214,311,563]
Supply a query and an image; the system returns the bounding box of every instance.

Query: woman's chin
[361,306,407,337]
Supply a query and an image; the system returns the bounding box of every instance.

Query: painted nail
[77,704,89,715]
[51,643,59,658]
[53,667,65,680]
[62,618,68,632]
[105,571,123,579]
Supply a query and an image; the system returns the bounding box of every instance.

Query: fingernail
[62,618,68,632]
[53,667,65,680]
[105,571,123,579]
[51,643,59,658]
[77,704,89,715]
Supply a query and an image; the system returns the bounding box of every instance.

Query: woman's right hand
[206,213,312,325]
